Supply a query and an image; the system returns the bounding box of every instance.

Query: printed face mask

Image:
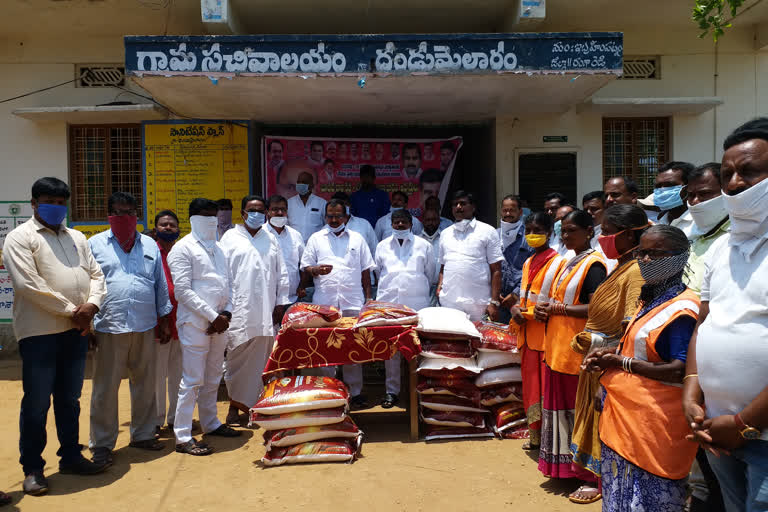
[637,252,689,284]
[653,185,684,211]
[525,234,548,248]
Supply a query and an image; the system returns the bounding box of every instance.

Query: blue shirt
[500,224,534,297]
[90,230,173,334]
[350,187,390,228]
[655,315,696,363]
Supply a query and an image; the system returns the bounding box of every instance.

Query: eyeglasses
[633,249,684,259]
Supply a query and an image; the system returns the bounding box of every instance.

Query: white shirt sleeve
[424,241,437,285]
[274,240,290,305]
[168,243,219,323]
[700,244,715,302]
[300,235,318,270]
[486,227,504,265]
[438,235,446,266]
[359,238,375,272]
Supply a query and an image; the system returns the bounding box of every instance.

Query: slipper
[205,424,242,438]
[175,439,213,456]
[521,441,540,451]
[129,438,165,451]
[568,486,602,504]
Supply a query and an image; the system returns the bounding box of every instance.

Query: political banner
[262,136,463,216]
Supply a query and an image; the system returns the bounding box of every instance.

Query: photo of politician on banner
[262,136,463,217]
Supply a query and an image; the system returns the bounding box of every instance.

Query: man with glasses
[299,199,375,409]
[88,192,173,466]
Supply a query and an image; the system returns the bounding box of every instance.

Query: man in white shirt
[265,194,305,304]
[332,192,378,257]
[420,208,443,306]
[684,119,768,512]
[299,199,375,409]
[437,190,504,321]
[287,171,326,242]
[375,191,424,241]
[167,198,240,456]
[220,195,289,426]
[653,161,696,238]
[375,209,436,408]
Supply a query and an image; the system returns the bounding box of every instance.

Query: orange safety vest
[599,289,700,480]
[544,251,606,375]
[517,253,566,351]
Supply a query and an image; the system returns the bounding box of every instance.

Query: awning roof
[12,103,168,123]
[579,97,724,116]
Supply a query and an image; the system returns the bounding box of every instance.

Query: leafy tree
[692,0,746,41]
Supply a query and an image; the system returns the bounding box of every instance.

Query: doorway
[518,152,577,211]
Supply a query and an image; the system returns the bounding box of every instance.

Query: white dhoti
[224,336,274,408]
[385,352,402,395]
[174,324,227,444]
[155,338,182,427]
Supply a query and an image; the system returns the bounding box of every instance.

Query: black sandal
[129,438,165,451]
[175,439,213,456]
[205,424,242,438]
[381,393,399,409]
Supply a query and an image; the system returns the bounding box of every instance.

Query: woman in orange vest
[568,205,648,505]
[509,212,566,450]
[585,225,699,511]
[535,210,607,483]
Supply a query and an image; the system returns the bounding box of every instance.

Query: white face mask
[421,230,439,242]
[326,223,345,234]
[723,177,768,257]
[393,228,412,240]
[454,219,472,232]
[269,216,288,228]
[190,215,218,247]
[390,206,404,213]
[688,194,727,235]
[499,219,522,248]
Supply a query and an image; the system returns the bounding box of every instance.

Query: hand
[509,306,526,326]
[486,303,499,321]
[584,349,619,372]
[158,317,172,344]
[700,415,747,452]
[272,305,286,326]
[311,265,333,277]
[500,293,518,310]
[296,287,307,299]
[683,400,707,432]
[72,303,99,335]
[533,302,550,322]
[207,314,230,334]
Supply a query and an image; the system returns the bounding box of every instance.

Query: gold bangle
[683,374,699,381]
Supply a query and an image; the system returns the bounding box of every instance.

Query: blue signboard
[124,33,622,76]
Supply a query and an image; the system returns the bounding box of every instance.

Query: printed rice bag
[472,320,519,352]
[417,357,482,379]
[479,383,523,406]
[420,340,474,358]
[493,403,526,433]
[416,307,482,340]
[355,301,419,327]
[252,376,349,415]
[419,395,486,413]
[262,417,362,450]
[476,350,522,370]
[249,407,347,431]
[475,366,523,388]
[420,410,487,428]
[416,378,481,402]
[281,303,341,329]
[424,426,495,441]
[261,438,362,466]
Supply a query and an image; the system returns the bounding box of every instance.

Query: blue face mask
[390,206,404,213]
[37,203,67,226]
[653,185,684,211]
[245,211,266,229]
[553,220,562,239]
[296,183,310,196]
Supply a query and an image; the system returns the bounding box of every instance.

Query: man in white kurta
[375,191,424,241]
[168,199,239,455]
[438,191,504,322]
[299,200,375,408]
[375,209,436,408]
[220,195,289,425]
[287,172,327,243]
[265,194,305,304]
[420,208,443,307]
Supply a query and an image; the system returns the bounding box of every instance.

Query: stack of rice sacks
[249,375,363,466]
[416,308,493,440]
[473,321,526,438]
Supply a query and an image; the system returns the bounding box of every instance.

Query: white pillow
[416,307,482,339]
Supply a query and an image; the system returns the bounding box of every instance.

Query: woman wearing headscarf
[585,225,699,511]
[568,205,647,505]
[535,210,607,483]
[509,212,567,450]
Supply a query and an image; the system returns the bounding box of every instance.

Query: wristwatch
[489,300,501,307]
[734,413,761,440]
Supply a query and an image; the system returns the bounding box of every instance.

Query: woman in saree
[535,210,608,483]
[586,225,699,512]
[567,204,647,504]
[509,212,567,450]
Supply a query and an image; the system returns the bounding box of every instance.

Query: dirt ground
[0,359,600,512]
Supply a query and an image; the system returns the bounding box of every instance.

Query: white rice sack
[416,307,482,339]
[474,366,523,388]
[476,350,522,369]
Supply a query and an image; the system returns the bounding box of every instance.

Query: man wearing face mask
[3,177,108,495]
[265,195,306,304]
[497,194,534,325]
[287,171,326,243]
[215,198,234,239]
[684,119,768,512]
[299,200,375,409]
[653,161,696,238]
[553,205,576,257]
[168,198,239,456]
[683,163,730,295]
[332,192,378,259]
[437,190,504,321]
[220,195,289,426]
[420,208,443,306]
[374,191,424,241]
[375,209,436,408]
[583,190,616,272]
[88,192,173,465]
